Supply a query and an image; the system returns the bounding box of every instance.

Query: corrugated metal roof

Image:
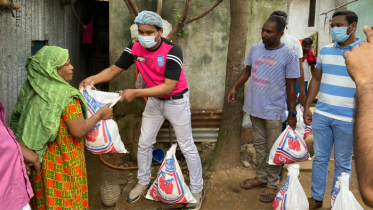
[0,0,86,124]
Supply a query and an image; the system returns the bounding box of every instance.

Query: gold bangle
[93,114,101,121]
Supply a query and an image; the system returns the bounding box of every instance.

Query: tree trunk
[205,0,249,171]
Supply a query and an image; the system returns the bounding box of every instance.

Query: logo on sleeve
[157,56,164,67]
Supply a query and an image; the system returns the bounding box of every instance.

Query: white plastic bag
[146,144,196,204]
[294,104,312,140]
[330,180,340,209]
[242,113,252,129]
[273,164,308,210]
[332,173,363,210]
[80,86,127,154]
[135,73,145,89]
[268,126,310,165]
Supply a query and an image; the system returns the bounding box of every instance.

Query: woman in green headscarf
[10,46,113,209]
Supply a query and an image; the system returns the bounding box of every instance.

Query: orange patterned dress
[30,98,89,210]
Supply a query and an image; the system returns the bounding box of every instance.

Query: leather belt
[158,88,188,100]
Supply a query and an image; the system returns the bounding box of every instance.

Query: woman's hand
[19,142,41,176]
[65,103,113,138]
[96,104,113,120]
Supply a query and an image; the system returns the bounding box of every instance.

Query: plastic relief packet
[295,104,312,140]
[330,180,340,209]
[268,125,310,165]
[331,173,363,210]
[273,164,308,210]
[242,113,252,129]
[146,144,196,204]
[80,86,127,154]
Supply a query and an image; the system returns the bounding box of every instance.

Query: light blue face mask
[331,25,352,43]
[138,32,159,48]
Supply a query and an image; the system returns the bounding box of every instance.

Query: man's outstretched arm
[344,26,373,207]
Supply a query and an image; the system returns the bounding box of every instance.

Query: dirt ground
[85,143,371,210]
[201,161,370,210]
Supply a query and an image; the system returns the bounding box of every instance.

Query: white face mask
[138,32,160,48]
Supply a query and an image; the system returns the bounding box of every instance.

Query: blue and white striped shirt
[315,38,360,122]
[243,42,300,121]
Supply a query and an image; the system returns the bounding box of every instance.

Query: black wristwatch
[288,110,297,118]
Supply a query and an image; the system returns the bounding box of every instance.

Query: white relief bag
[273,164,308,210]
[331,173,363,210]
[146,144,196,204]
[80,86,127,154]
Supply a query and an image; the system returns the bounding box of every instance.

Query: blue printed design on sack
[83,90,113,152]
[331,183,341,208]
[277,130,309,161]
[153,157,185,203]
[83,91,107,112]
[165,156,176,173]
[274,176,289,210]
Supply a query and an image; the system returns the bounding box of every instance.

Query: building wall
[287,0,348,55]
[348,0,373,41]
[0,0,86,123]
[109,0,287,112]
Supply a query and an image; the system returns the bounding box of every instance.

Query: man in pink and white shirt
[80,11,203,210]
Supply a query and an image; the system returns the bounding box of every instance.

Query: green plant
[173,8,189,38]
[178,28,189,37]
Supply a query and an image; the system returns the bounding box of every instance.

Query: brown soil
[86,141,370,210]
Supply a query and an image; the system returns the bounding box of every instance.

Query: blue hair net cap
[134,11,163,28]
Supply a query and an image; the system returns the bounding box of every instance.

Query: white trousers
[137,92,203,193]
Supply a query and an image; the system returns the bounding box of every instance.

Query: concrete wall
[287,0,348,55]
[246,0,287,53]
[348,0,373,41]
[109,0,287,112]
[0,0,86,123]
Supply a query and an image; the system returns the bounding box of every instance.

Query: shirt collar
[333,38,361,49]
[264,43,285,51]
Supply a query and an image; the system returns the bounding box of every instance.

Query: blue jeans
[311,112,353,201]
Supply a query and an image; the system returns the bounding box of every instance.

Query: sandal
[259,186,278,203]
[241,177,267,189]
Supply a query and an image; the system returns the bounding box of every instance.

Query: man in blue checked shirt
[303,10,360,210]
[228,15,299,203]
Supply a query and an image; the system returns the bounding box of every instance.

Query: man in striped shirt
[304,10,360,210]
[228,16,299,203]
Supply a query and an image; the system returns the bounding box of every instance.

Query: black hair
[155,25,162,31]
[302,38,313,45]
[270,10,287,20]
[332,10,358,25]
[266,15,286,32]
